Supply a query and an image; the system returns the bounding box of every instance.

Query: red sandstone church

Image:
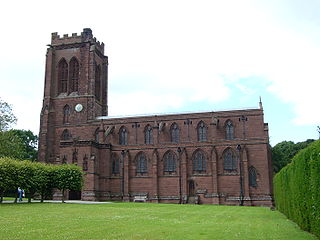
[38,28,273,206]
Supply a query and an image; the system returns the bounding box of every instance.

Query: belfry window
[170,123,180,143]
[226,120,234,140]
[69,57,79,93]
[145,125,153,145]
[136,153,148,174]
[223,148,237,171]
[164,151,177,173]
[193,150,206,172]
[198,121,207,142]
[58,59,68,94]
[119,127,128,145]
[95,65,101,101]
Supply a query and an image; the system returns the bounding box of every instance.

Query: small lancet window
[193,150,206,172]
[94,128,99,142]
[171,123,180,143]
[145,125,153,145]
[63,105,70,124]
[164,151,177,173]
[69,57,79,93]
[249,166,257,187]
[136,153,148,174]
[119,127,128,145]
[95,65,101,101]
[61,129,71,140]
[226,120,234,140]
[223,148,237,171]
[58,59,68,94]
[198,121,207,142]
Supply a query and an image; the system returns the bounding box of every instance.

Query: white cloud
[0,0,319,137]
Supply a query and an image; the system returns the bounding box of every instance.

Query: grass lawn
[0,203,316,240]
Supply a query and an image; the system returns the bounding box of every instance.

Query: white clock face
[75,104,83,112]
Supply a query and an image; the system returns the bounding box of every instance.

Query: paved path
[1,200,112,204]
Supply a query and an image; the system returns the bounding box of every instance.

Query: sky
[0,0,319,146]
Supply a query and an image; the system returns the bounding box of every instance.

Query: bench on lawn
[133,195,147,202]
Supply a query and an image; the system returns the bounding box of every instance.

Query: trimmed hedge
[0,158,83,203]
[274,140,320,238]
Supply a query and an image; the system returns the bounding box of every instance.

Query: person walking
[18,187,23,202]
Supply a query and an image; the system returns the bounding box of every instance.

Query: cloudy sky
[0,0,319,145]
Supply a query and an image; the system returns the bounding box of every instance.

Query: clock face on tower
[75,104,83,112]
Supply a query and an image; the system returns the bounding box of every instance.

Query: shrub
[0,158,83,203]
[274,140,320,238]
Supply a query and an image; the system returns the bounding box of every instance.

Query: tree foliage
[273,140,320,238]
[0,97,17,131]
[0,131,25,159]
[10,129,38,161]
[272,139,315,173]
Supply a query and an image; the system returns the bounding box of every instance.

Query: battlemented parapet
[51,28,104,54]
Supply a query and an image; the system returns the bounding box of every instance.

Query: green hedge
[0,158,83,203]
[274,140,320,238]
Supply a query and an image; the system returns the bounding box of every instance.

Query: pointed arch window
[223,148,237,171]
[164,151,177,173]
[63,105,70,124]
[95,65,101,101]
[83,154,88,171]
[249,166,257,187]
[112,154,120,174]
[69,57,79,93]
[145,125,153,145]
[58,59,68,94]
[198,121,207,142]
[119,127,128,145]
[170,123,180,143]
[136,153,148,174]
[61,129,71,140]
[226,120,234,140]
[193,150,206,172]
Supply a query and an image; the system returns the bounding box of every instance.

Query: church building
[38,28,273,206]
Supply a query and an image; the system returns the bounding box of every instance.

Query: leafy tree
[10,129,38,161]
[0,97,17,131]
[0,131,25,159]
[53,164,83,203]
[272,139,315,173]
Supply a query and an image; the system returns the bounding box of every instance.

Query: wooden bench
[133,195,147,202]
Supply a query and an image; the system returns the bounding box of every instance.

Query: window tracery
[170,123,180,143]
[223,148,237,171]
[145,125,153,145]
[198,121,207,142]
[193,150,206,172]
[164,151,177,173]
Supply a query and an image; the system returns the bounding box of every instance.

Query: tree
[10,130,38,161]
[53,164,83,203]
[0,98,17,131]
[272,139,315,173]
[0,131,25,159]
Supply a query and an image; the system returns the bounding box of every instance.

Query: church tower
[38,28,108,163]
